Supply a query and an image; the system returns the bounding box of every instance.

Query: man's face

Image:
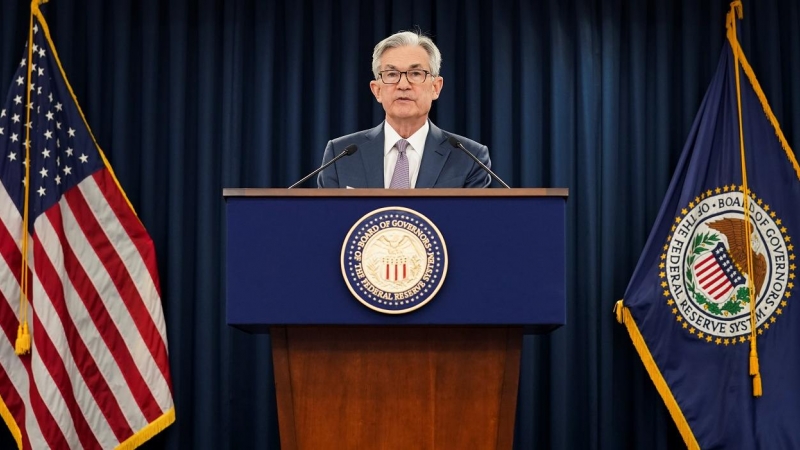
[370,45,443,127]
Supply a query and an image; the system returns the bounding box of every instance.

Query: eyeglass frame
[377,69,435,84]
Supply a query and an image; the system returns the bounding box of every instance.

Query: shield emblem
[692,242,745,303]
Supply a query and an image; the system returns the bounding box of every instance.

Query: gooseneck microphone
[288,144,358,188]
[446,136,511,188]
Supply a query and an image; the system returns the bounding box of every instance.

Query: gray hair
[371,31,442,78]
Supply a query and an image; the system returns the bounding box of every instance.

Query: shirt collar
[383,121,429,155]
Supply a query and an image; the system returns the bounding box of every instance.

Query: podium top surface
[223,187,569,198]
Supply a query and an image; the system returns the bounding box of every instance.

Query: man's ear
[369,80,381,102]
[432,76,444,100]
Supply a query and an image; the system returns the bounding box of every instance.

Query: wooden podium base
[271,326,522,450]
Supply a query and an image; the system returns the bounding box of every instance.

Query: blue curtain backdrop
[1,0,798,448]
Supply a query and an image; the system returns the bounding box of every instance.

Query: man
[317,30,493,188]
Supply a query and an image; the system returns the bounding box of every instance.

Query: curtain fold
[1,0,797,448]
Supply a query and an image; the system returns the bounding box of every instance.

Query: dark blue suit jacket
[316,122,492,188]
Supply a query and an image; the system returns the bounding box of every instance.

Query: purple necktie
[389,139,411,189]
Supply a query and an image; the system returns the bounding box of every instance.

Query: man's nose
[397,73,412,88]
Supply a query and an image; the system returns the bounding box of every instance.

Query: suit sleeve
[464,144,493,188]
[316,140,340,188]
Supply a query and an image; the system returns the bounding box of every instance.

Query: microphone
[288,144,358,188]
[446,136,511,188]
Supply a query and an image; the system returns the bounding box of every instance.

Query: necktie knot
[395,139,409,155]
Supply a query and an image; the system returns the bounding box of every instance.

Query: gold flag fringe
[615,301,700,450]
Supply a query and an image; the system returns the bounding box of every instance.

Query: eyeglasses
[378,69,433,84]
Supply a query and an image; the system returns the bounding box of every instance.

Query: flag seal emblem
[663,187,794,343]
[341,207,448,314]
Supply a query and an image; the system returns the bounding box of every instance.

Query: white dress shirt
[383,121,428,188]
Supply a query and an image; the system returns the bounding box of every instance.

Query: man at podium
[317,30,493,189]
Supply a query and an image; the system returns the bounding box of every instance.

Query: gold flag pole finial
[726,2,743,34]
[31,0,49,13]
[732,1,743,19]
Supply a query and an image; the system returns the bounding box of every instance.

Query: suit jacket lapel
[416,121,451,188]
[360,123,385,188]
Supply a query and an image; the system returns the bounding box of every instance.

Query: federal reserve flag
[616,3,800,449]
[0,3,174,449]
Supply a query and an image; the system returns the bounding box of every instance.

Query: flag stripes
[60,182,169,420]
[0,251,58,449]
[32,217,136,443]
[91,173,162,296]
[29,301,99,449]
[76,171,170,383]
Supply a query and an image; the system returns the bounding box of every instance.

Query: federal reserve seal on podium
[341,207,448,314]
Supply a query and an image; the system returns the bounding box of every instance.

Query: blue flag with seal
[616,2,800,449]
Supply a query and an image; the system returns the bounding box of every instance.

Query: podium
[224,188,567,450]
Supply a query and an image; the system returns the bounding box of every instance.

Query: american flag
[0,10,174,450]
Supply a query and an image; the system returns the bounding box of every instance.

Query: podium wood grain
[271,326,522,450]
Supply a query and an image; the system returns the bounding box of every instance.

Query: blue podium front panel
[225,189,566,333]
